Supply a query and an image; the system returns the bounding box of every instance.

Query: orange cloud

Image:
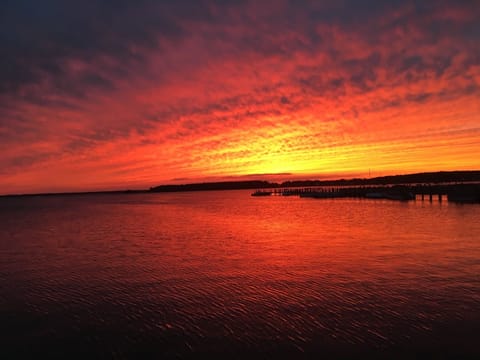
[0,1,479,194]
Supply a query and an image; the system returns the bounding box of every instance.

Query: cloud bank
[1,0,479,193]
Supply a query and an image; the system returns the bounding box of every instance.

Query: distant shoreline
[0,189,150,198]
[1,170,479,197]
[149,170,480,193]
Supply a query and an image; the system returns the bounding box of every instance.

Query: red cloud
[1,1,479,194]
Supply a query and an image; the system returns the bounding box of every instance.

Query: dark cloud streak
[0,0,245,95]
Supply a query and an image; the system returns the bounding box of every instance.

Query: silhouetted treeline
[150,171,480,193]
[281,171,480,187]
[150,180,273,192]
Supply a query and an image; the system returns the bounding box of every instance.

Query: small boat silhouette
[251,190,272,196]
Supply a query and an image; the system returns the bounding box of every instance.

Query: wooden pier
[252,184,480,203]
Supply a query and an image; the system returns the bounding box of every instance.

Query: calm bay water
[1,190,479,358]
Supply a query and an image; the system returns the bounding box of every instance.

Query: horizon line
[2,170,479,198]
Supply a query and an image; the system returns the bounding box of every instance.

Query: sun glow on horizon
[0,1,479,194]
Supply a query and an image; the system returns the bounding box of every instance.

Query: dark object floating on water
[298,189,415,201]
[365,192,384,199]
[447,184,480,203]
[384,192,416,201]
[251,190,272,196]
[366,191,415,201]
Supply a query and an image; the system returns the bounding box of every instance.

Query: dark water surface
[1,191,479,358]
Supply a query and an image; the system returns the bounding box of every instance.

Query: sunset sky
[1,0,479,194]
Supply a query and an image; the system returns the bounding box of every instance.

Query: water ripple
[1,192,479,357]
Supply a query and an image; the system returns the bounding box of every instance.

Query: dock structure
[251,184,480,203]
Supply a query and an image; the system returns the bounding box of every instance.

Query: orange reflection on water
[1,191,480,355]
